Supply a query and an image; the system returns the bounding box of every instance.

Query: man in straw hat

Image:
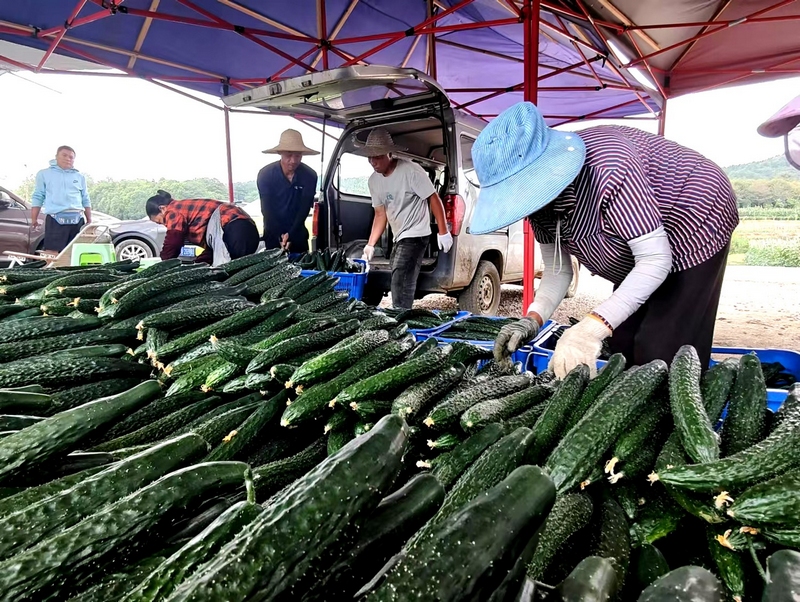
[257,129,320,254]
[470,102,738,378]
[356,128,453,309]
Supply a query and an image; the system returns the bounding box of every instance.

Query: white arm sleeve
[527,243,573,322]
[593,226,672,329]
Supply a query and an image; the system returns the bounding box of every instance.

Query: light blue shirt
[31,160,91,215]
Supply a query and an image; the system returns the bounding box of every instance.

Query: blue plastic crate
[299,258,368,301]
[409,310,471,341]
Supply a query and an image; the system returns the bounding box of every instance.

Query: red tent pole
[658,100,667,136]
[224,106,234,203]
[522,0,539,314]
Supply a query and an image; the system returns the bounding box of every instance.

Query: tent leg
[522,0,539,314]
[224,106,234,203]
[658,98,667,136]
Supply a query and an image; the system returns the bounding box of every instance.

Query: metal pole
[224,106,234,202]
[658,99,667,136]
[522,0,539,314]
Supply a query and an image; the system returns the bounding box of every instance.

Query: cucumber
[409,426,533,548]
[221,248,282,274]
[460,381,553,433]
[138,297,252,332]
[0,465,107,518]
[762,549,800,602]
[555,556,618,602]
[638,566,723,602]
[0,275,61,297]
[627,544,670,596]
[706,525,746,602]
[191,401,261,445]
[100,391,207,442]
[392,363,466,422]
[247,431,300,467]
[545,360,668,493]
[727,470,800,524]
[527,492,594,580]
[0,461,249,601]
[281,336,416,426]
[0,381,160,484]
[605,400,670,481]
[426,432,463,451]
[205,392,286,461]
[629,491,684,546]
[0,433,206,560]
[670,345,719,463]
[168,415,407,601]
[0,391,52,415]
[721,352,767,456]
[47,377,144,414]
[289,329,390,391]
[589,497,630,591]
[301,290,350,312]
[772,384,800,432]
[245,264,301,298]
[305,473,445,602]
[43,271,120,295]
[0,414,41,430]
[201,360,241,392]
[501,403,548,433]
[252,438,328,498]
[0,315,100,343]
[269,363,296,385]
[423,373,533,430]
[0,355,150,389]
[66,555,168,602]
[327,426,354,456]
[562,353,626,433]
[350,399,393,421]
[210,338,260,368]
[165,357,226,396]
[701,359,738,424]
[224,252,287,285]
[121,500,264,602]
[245,319,359,373]
[368,466,555,601]
[528,364,590,462]
[57,282,117,298]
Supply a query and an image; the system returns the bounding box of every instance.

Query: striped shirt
[529,126,739,285]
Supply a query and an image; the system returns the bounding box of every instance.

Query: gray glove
[494,316,540,363]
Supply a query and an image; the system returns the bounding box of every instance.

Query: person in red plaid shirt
[146,190,259,265]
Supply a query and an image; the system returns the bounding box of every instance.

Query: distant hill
[725,154,800,181]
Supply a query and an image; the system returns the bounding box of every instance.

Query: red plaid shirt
[161,199,252,259]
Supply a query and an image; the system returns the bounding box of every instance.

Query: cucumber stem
[748,539,767,583]
[244,467,256,504]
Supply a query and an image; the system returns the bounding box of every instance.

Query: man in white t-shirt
[356,128,453,308]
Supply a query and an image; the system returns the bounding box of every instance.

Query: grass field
[729,219,800,267]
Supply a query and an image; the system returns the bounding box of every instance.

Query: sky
[0,69,797,191]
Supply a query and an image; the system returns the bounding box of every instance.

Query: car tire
[115,238,154,261]
[459,259,501,316]
[564,256,580,298]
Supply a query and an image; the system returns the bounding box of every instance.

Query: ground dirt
[388,265,800,352]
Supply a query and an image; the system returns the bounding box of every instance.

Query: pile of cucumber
[0,253,799,601]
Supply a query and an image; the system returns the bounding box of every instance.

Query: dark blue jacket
[257,161,317,253]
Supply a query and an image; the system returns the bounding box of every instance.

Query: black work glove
[493,316,540,363]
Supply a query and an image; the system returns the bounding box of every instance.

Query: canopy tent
[1,0,798,307]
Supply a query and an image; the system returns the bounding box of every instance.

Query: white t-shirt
[368,159,436,242]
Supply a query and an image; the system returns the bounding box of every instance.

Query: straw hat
[262,129,319,155]
[352,128,406,157]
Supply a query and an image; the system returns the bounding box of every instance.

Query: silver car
[92,212,167,261]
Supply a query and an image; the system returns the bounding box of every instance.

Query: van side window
[460,135,480,189]
[334,152,373,198]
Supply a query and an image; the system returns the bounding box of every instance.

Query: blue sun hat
[469,102,586,235]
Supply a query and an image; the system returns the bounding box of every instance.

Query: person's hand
[494,316,540,363]
[280,233,290,251]
[30,221,42,232]
[438,232,453,253]
[550,314,612,379]
[362,245,375,262]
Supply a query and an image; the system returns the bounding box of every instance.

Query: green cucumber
[701,359,738,424]
[221,248,282,274]
[562,353,626,433]
[545,361,668,493]
[0,355,150,389]
[305,473,445,602]
[205,392,286,461]
[409,426,533,548]
[392,363,466,423]
[627,544,670,597]
[0,433,206,560]
[57,282,116,298]
[201,360,241,392]
[528,364,590,462]
[165,357,225,396]
[121,499,264,602]
[706,525,746,602]
[501,403,548,433]
[426,432,463,451]
[368,465,555,601]
[210,338,260,368]
[100,391,207,442]
[638,566,723,602]
[772,384,800,432]
[589,497,630,591]
[245,265,301,298]
[169,415,407,601]
[423,373,533,430]
[252,437,328,498]
[460,381,553,433]
[0,275,61,297]
[0,461,249,601]
[91,396,223,452]
[762,549,800,602]
[555,556,618,602]
[0,465,108,518]
[350,399,393,421]
[0,391,52,415]
[721,352,767,456]
[301,290,349,312]
[727,470,800,524]
[281,336,416,426]
[289,329,390,391]
[606,399,670,481]
[269,363,296,384]
[66,554,168,602]
[629,491,684,546]
[0,315,101,343]
[527,492,594,580]
[47,377,144,414]
[670,345,719,464]
[225,255,287,286]
[0,415,41,430]
[418,424,503,489]
[139,298,252,332]
[0,381,160,484]
[327,426,354,456]
[191,401,262,445]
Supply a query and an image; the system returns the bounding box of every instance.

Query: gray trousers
[389,236,427,309]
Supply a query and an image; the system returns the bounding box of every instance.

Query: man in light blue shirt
[31,145,92,253]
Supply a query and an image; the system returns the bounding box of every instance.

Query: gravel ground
[387,265,800,351]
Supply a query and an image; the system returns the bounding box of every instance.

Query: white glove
[549,315,612,379]
[437,232,453,253]
[361,245,375,262]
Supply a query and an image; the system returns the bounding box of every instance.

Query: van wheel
[459,260,501,316]
[564,256,580,298]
